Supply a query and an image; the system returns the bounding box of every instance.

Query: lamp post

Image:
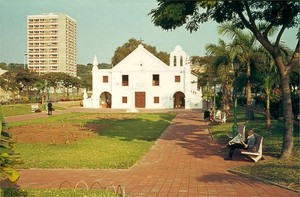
[23,53,27,69]
[213,78,217,120]
[232,57,240,137]
[45,80,50,103]
[206,82,209,110]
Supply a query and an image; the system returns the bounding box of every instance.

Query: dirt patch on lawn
[9,122,108,144]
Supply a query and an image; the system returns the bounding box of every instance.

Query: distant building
[27,13,77,76]
[83,45,203,110]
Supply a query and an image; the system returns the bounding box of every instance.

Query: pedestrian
[47,102,53,115]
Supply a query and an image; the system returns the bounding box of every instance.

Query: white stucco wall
[84,45,202,109]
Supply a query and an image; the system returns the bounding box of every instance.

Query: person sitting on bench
[224,129,256,160]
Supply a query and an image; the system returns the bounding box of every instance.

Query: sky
[0,0,298,65]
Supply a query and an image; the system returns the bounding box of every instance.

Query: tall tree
[218,23,257,120]
[44,72,65,102]
[111,38,169,66]
[14,69,39,100]
[149,1,299,159]
[206,39,233,115]
[77,64,93,90]
[0,62,8,70]
[0,71,20,104]
[254,47,279,130]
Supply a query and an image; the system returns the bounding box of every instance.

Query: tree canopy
[149,0,300,159]
[111,38,170,66]
[150,1,299,32]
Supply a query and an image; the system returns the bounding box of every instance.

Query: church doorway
[135,92,146,108]
[100,92,112,108]
[173,91,185,109]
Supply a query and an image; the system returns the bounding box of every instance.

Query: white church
[83,45,203,110]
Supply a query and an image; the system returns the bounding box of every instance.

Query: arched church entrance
[100,92,112,108]
[173,91,185,109]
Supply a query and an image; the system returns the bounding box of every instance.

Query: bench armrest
[240,150,260,156]
[226,133,233,138]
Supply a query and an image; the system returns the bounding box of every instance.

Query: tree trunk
[66,88,69,99]
[26,88,29,100]
[266,93,271,130]
[245,63,254,120]
[12,91,16,105]
[222,83,231,116]
[280,74,294,159]
[54,87,57,102]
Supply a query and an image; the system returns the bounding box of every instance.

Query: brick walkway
[3,109,299,196]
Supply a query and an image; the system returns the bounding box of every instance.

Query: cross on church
[139,38,144,43]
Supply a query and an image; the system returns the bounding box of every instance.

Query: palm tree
[205,39,233,115]
[218,23,257,120]
[255,44,297,130]
[33,80,47,105]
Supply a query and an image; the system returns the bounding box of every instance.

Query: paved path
[3,109,299,196]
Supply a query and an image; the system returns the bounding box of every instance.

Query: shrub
[0,106,21,183]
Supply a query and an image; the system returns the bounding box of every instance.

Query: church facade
[83,45,202,110]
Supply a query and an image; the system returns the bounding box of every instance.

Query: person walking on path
[47,102,53,115]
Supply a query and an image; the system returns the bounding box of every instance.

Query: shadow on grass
[81,110,229,160]
[84,113,176,142]
[0,180,27,196]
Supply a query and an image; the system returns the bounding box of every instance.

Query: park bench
[240,133,263,162]
[31,104,39,112]
[226,124,246,140]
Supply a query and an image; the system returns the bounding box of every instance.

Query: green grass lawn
[1,104,34,117]
[0,188,117,197]
[209,107,300,191]
[1,103,67,117]
[10,113,175,169]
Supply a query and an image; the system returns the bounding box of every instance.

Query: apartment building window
[122,75,129,86]
[175,75,181,82]
[154,97,159,104]
[103,76,108,83]
[152,74,159,86]
[122,97,127,104]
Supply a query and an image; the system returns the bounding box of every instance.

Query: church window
[175,75,180,82]
[180,56,183,66]
[154,97,159,104]
[152,74,159,86]
[122,75,129,86]
[122,96,127,103]
[103,76,108,83]
[174,56,177,66]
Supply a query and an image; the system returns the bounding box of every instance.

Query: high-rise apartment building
[27,13,77,76]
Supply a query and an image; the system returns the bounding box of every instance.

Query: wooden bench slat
[226,133,233,139]
[240,151,260,156]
